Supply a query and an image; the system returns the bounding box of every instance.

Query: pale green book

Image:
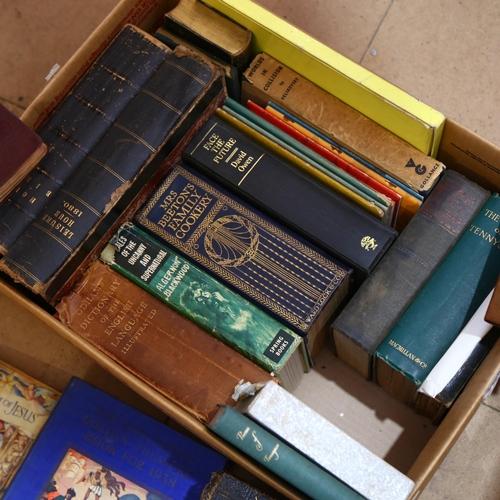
[100,223,307,390]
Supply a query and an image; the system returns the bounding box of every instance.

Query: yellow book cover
[265,105,423,232]
[241,53,445,197]
[215,108,387,222]
[201,0,445,157]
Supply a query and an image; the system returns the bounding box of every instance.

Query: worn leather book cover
[374,194,500,404]
[485,274,500,327]
[55,261,276,424]
[182,116,398,287]
[0,104,47,206]
[100,223,306,391]
[0,25,170,255]
[163,0,252,71]
[332,170,490,379]
[135,163,351,354]
[0,359,59,497]
[2,377,228,499]
[201,471,277,500]
[242,53,445,197]
[0,46,223,299]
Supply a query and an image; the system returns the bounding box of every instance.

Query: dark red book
[0,104,47,204]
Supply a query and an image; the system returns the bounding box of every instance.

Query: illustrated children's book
[0,359,59,497]
[3,377,227,499]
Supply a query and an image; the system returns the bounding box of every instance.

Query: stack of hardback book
[1,0,500,498]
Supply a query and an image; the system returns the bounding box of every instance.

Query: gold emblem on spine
[361,236,378,251]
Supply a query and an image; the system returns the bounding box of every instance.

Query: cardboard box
[2,0,500,498]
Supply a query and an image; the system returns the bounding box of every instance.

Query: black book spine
[0,49,219,293]
[182,116,398,285]
[0,25,170,254]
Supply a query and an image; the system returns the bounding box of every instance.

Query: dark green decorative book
[208,405,364,500]
[332,170,489,379]
[135,163,351,359]
[100,223,306,391]
[0,46,223,299]
[374,194,500,403]
[0,25,170,254]
[182,116,398,287]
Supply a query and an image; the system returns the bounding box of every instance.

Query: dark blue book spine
[135,163,352,336]
[182,116,398,286]
[0,25,170,253]
[0,50,220,293]
[3,378,227,499]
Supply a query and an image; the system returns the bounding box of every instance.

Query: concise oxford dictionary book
[55,261,277,424]
[135,163,352,360]
[100,223,307,391]
[2,377,228,499]
[0,104,47,206]
[163,0,252,72]
[485,273,500,327]
[201,470,277,500]
[208,405,364,500]
[332,170,489,379]
[235,381,415,500]
[0,25,170,254]
[0,46,224,300]
[182,115,398,287]
[242,53,445,197]
[0,360,59,497]
[374,194,500,404]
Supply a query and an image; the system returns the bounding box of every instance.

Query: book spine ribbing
[100,223,303,376]
[182,116,398,286]
[55,261,276,424]
[134,163,351,336]
[0,49,218,293]
[208,405,364,500]
[0,25,170,254]
[332,170,490,379]
[375,194,500,388]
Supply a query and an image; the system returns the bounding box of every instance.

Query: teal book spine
[208,405,364,500]
[375,194,500,389]
[100,223,304,376]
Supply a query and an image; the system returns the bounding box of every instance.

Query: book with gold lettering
[100,223,307,391]
[374,194,500,404]
[2,377,227,499]
[0,359,59,497]
[135,163,352,360]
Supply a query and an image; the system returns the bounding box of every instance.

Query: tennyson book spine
[242,53,445,197]
[100,223,305,389]
[0,25,170,254]
[0,47,221,296]
[332,170,490,379]
[235,381,415,500]
[134,164,352,346]
[182,116,398,287]
[374,194,500,403]
[208,405,364,500]
[55,261,277,424]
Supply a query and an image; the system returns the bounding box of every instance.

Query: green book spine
[375,194,500,387]
[208,405,364,500]
[100,223,303,376]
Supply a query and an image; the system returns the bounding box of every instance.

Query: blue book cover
[3,378,227,499]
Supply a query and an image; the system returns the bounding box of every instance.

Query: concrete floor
[1,0,500,498]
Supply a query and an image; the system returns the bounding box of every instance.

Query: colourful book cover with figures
[0,360,59,497]
[3,377,227,499]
